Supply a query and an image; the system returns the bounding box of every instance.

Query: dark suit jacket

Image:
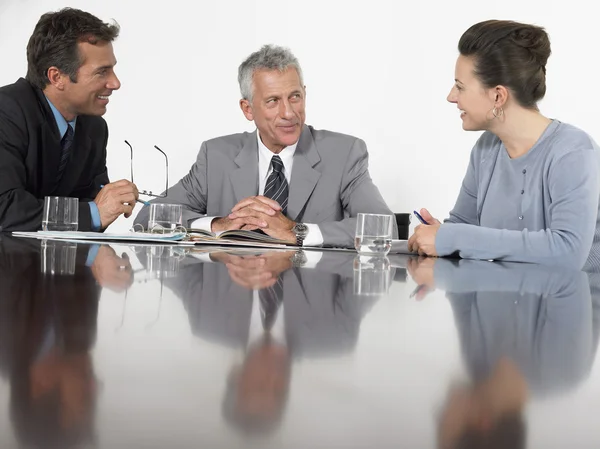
[0,78,110,231]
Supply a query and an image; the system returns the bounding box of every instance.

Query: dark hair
[26,8,120,89]
[458,20,551,108]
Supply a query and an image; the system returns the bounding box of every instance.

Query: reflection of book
[187,228,294,246]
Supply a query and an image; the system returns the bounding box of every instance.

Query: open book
[187,228,295,246]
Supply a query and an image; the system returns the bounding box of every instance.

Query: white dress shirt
[247,296,286,348]
[191,131,324,247]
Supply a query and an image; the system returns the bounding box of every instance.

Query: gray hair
[238,44,304,102]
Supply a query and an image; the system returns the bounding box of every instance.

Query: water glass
[353,255,391,295]
[148,203,183,232]
[40,239,77,275]
[354,213,393,255]
[42,196,79,231]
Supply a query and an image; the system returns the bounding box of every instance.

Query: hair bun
[510,27,551,68]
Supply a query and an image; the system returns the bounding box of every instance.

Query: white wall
[0,0,598,233]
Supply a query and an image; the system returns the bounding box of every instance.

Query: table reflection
[0,236,100,449]
[0,235,598,448]
[407,256,597,449]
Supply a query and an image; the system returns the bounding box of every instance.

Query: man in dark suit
[0,8,139,232]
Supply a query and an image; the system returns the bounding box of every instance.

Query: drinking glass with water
[148,203,183,233]
[354,213,393,255]
[42,196,79,231]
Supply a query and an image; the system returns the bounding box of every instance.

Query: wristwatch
[289,249,308,268]
[291,222,309,247]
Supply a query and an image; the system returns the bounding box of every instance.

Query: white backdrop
[1,0,599,231]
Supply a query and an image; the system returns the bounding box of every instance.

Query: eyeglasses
[125,140,169,198]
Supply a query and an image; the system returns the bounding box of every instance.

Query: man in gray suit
[134,45,395,248]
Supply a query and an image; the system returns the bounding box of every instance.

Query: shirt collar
[257,130,298,179]
[45,96,77,138]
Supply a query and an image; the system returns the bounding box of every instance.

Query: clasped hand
[211,196,296,243]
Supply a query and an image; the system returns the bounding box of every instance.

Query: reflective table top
[0,235,598,448]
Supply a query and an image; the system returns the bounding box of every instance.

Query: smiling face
[446,55,498,131]
[239,68,306,153]
[47,40,121,120]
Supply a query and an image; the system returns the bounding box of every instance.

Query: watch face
[293,223,309,237]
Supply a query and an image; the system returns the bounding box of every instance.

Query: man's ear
[240,99,254,122]
[46,66,67,91]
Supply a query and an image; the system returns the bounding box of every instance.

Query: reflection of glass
[148,204,183,233]
[354,213,393,255]
[40,239,77,275]
[353,255,391,295]
[42,196,78,231]
[146,245,183,278]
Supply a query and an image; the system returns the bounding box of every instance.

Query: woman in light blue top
[408,20,600,270]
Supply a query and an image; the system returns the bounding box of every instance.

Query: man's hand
[210,250,295,289]
[227,195,296,243]
[90,245,134,292]
[93,179,139,229]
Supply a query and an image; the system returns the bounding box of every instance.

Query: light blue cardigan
[435,120,600,270]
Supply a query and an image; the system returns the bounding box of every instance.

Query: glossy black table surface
[0,235,598,448]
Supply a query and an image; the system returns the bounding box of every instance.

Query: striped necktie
[57,123,74,181]
[263,155,288,215]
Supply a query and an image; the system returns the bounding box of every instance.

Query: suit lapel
[288,126,321,221]
[230,131,259,203]
[40,124,63,195]
[35,89,63,195]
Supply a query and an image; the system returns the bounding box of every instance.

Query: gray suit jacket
[134,125,396,247]
[163,252,378,357]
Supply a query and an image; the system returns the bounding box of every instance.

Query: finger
[253,196,282,210]
[111,185,139,198]
[231,197,262,212]
[407,235,416,252]
[223,255,245,266]
[225,218,246,230]
[241,224,260,231]
[228,270,254,290]
[416,286,431,301]
[226,262,266,277]
[231,257,266,269]
[118,193,137,204]
[420,208,441,225]
[235,215,269,228]
[107,179,134,188]
[231,196,281,212]
[122,204,134,217]
[230,202,276,218]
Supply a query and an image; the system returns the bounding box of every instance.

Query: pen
[413,210,429,225]
[100,185,150,206]
[409,284,429,299]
